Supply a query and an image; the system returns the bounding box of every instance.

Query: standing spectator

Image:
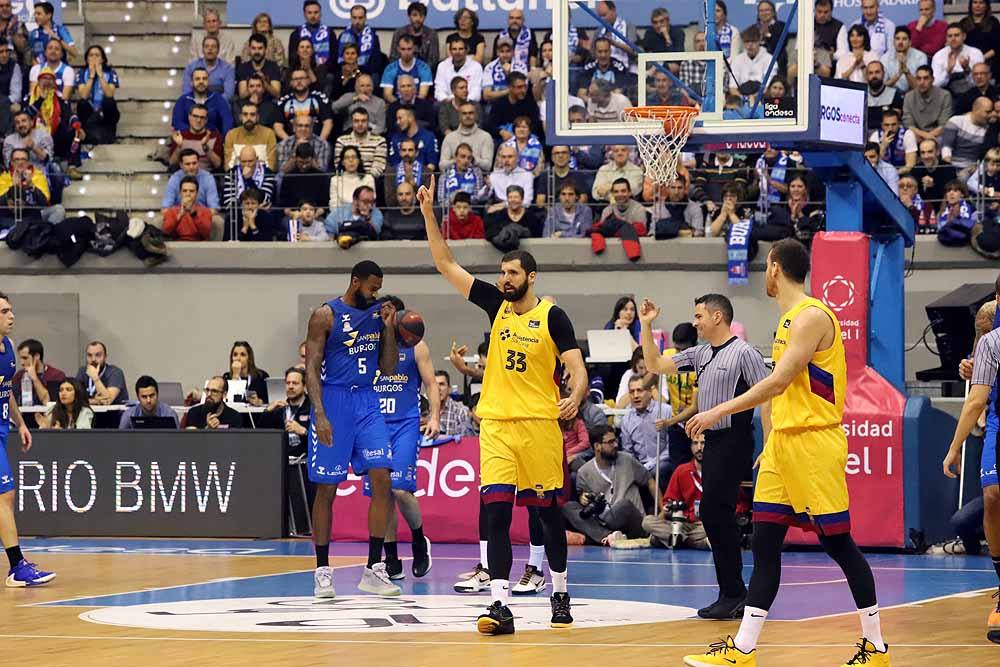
[544,183,592,238]
[440,104,492,171]
[162,149,222,234]
[162,176,214,241]
[903,65,954,143]
[183,36,235,100]
[12,338,64,406]
[382,180,425,240]
[190,8,237,64]
[912,137,958,202]
[489,144,533,204]
[171,68,232,135]
[814,0,844,77]
[240,12,287,70]
[223,341,270,404]
[434,370,469,436]
[485,184,538,248]
[334,107,387,177]
[118,376,180,430]
[277,114,330,172]
[223,145,276,213]
[0,39,20,134]
[386,137,431,206]
[870,109,917,174]
[642,435,711,549]
[36,379,92,429]
[962,0,1000,81]
[435,36,482,104]
[955,62,997,114]
[0,147,47,227]
[184,377,242,429]
[381,36,432,103]
[331,73,385,135]
[487,72,542,140]
[835,25,878,83]
[941,96,994,175]
[325,184,382,245]
[866,60,903,128]
[29,2,75,64]
[0,1,29,68]
[166,104,223,172]
[389,108,439,170]
[287,39,330,95]
[390,2,439,67]
[29,39,71,100]
[592,145,644,201]
[237,34,282,100]
[437,143,489,208]
[385,74,435,135]
[448,8,486,64]
[278,143,328,217]
[576,38,632,100]
[483,38,528,102]
[599,179,650,236]
[75,45,119,145]
[337,5,385,75]
[437,77,478,136]
[932,23,985,95]
[75,341,128,406]
[494,8,539,69]
[909,0,950,57]
[444,191,484,239]
[881,26,928,93]
[274,70,333,141]
[837,0,896,57]
[287,0,336,67]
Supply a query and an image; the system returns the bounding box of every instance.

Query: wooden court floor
[2,543,998,666]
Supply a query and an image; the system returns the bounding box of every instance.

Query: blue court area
[23,538,998,621]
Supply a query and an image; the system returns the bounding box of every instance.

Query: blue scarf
[759,153,789,204]
[504,135,543,172]
[395,159,424,186]
[716,23,735,58]
[875,130,909,167]
[340,25,376,65]
[596,16,630,67]
[499,25,533,67]
[445,166,478,196]
[727,218,754,285]
[299,23,331,65]
[937,199,975,228]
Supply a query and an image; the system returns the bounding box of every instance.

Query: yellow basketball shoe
[683,637,756,666]
[987,591,1000,644]
[838,639,890,666]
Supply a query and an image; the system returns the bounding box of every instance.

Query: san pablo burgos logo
[328,0,386,20]
[821,275,856,313]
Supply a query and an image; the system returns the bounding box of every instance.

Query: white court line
[782,586,1000,623]
[574,579,847,588]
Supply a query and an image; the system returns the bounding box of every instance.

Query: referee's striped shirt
[971,328,1000,390]
[672,337,769,430]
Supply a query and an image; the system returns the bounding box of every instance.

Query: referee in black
[638,294,769,619]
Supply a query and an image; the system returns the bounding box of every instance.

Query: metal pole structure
[654,374,663,515]
[749,0,799,117]
[958,379,970,511]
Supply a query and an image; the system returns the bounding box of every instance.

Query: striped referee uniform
[673,337,769,602]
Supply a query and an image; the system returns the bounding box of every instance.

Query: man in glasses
[166,103,223,172]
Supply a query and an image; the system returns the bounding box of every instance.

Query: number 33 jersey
[468,279,579,421]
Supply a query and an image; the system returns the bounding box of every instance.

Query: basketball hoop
[621,106,700,186]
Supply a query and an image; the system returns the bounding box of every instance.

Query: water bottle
[20,372,33,407]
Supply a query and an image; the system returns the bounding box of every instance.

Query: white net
[621,106,700,186]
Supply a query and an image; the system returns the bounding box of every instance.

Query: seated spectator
[448,340,487,383]
[484,37,529,102]
[28,68,82,177]
[385,74,436,135]
[955,62,997,115]
[230,189,277,242]
[585,79,630,123]
[389,108,439,169]
[881,26,928,94]
[275,69,333,142]
[290,199,329,242]
[912,137,958,202]
[162,175,214,241]
[29,39,72,100]
[0,39,21,134]
[382,180,425,240]
[835,25,878,83]
[443,191,485,239]
[641,8,687,54]
[162,148,222,234]
[333,107,387,178]
[440,103,492,171]
[548,145,590,204]
[240,12,287,70]
[563,425,655,545]
[560,385,592,470]
[650,178,705,238]
[438,77,480,136]
[0,147,48,227]
[941,96,993,175]
[391,2,439,68]
[386,137,431,207]
[183,35,234,100]
[902,65,953,144]
[331,73,386,135]
[381,35,432,104]
[288,0,337,68]
[277,143,328,215]
[601,179,649,236]
[695,150,755,204]
[185,376,242,429]
[485,184,538,249]
[870,109,917,173]
[223,145,276,211]
[237,33,282,100]
[325,184,382,245]
[435,370,470,436]
[75,45,119,145]
[500,116,544,177]
[74,340,128,405]
[528,38,553,101]
[224,101,277,170]
[328,42,361,102]
[337,5,386,76]
[680,31,710,96]
[708,182,753,237]
[866,60,903,129]
[576,37,632,100]
[286,38,330,95]
[28,2,75,64]
[234,75,282,136]
[780,174,825,239]
[190,7,237,63]
[329,145,375,208]
[489,144,533,204]
[223,340,270,404]
[437,143,490,209]
[277,114,330,173]
[962,0,1000,80]
[971,150,1000,252]
[259,368,312,452]
[753,0,790,74]
[837,0,895,57]
[592,145,643,202]
[0,1,29,68]
[864,140,901,193]
[647,70,694,107]
[932,22,984,96]
[937,178,977,246]
[171,68,233,136]
[487,72,542,140]
[642,434,710,549]
[899,173,937,234]
[714,1,743,60]
[910,0,948,57]
[36,379,91,429]
[449,7,486,64]
[731,26,775,93]
[3,110,52,175]
[118,376,180,430]
[435,35,483,103]
[12,338,64,406]
[543,183,592,238]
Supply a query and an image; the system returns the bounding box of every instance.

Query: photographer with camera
[643,433,710,550]
[562,424,657,546]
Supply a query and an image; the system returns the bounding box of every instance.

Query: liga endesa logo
[819,104,863,126]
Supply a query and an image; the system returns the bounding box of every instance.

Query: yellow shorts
[479,418,564,506]
[753,425,851,535]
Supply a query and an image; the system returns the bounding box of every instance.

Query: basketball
[395,310,425,347]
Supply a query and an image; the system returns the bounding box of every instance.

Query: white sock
[551,569,567,594]
[858,604,886,652]
[490,579,509,605]
[479,540,489,569]
[528,543,545,570]
[733,606,768,653]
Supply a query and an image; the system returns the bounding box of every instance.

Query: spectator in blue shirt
[75,45,120,145]
[183,35,235,100]
[118,376,179,430]
[162,148,221,213]
[29,1,75,64]
[380,35,432,104]
[325,184,383,243]
[389,107,438,168]
[172,68,233,134]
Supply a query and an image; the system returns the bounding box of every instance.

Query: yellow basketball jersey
[771,297,846,431]
[477,298,561,421]
[662,347,697,414]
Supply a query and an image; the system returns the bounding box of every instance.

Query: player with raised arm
[0,293,56,587]
[417,176,589,634]
[681,239,889,667]
[305,261,403,598]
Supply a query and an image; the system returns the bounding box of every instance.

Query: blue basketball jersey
[0,337,14,435]
[989,307,1000,430]
[374,345,420,423]
[321,297,384,389]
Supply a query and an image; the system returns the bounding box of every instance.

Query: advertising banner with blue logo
[227,0,932,35]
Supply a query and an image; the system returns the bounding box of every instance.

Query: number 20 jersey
[374,345,420,423]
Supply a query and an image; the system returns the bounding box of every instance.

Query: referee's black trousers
[701,428,754,599]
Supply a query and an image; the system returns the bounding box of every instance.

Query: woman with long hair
[961,0,1000,76]
[714,0,743,58]
[75,44,120,144]
[781,174,824,242]
[329,145,376,208]
[222,340,270,405]
[286,39,329,94]
[835,25,878,82]
[448,8,486,64]
[604,296,641,343]
[38,379,93,429]
[240,12,288,69]
[328,43,361,100]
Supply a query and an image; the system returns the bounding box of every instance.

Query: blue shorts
[363,418,421,494]
[983,418,999,489]
[308,386,392,485]
[0,433,13,494]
